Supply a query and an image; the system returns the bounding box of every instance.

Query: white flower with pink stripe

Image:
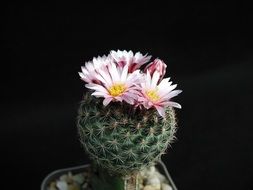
[79,50,182,118]
[110,50,151,73]
[138,70,182,117]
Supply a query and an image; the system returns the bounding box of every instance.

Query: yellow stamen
[108,83,126,97]
[146,89,160,101]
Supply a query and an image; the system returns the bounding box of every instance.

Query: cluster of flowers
[79,50,182,118]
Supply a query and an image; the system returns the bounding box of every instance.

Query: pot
[41,161,177,190]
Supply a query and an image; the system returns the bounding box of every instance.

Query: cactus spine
[77,93,177,178]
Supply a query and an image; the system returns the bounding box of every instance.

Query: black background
[2,2,253,190]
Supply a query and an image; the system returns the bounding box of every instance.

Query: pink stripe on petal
[94,73,107,85]
[129,63,137,73]
[99,70,113,86]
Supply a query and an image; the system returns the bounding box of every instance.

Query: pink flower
[110,50,151,73]
[79,50,182,112]
[78,55,110,85]
[85,61,142,106]
[144,59,167,81]
[138,71,182,118]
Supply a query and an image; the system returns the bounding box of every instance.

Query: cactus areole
[77,50,182,177]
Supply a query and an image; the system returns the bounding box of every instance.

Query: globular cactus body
[77,94,177,177]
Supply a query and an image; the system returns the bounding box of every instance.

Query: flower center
[146,89,160,101]
[108,83,126,97]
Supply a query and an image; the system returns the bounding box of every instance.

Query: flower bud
[144,59,167,80]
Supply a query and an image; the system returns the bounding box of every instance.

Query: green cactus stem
[77,93,177,189]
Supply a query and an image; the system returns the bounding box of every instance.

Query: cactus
[77,93,177,176]
[77,50,182,190]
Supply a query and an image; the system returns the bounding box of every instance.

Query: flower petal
[103,97,113,106]
[151,71,160,89]
[120,64,128,82]
[85,84,108,94]
[155,105,166,118]
[167,101,182,109]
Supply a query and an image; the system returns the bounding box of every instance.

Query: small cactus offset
[77,50,182,190]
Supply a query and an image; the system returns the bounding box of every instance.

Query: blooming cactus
[78,50,182,118]
[77,50,182,190]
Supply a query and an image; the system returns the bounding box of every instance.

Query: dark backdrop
[2,2,253,190]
